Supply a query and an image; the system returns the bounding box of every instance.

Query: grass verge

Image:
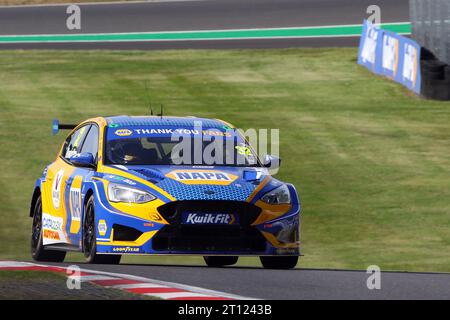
[0,49,449,272]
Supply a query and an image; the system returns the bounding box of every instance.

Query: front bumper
[93,187,301,256]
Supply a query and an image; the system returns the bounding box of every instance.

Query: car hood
[110,165,272,202]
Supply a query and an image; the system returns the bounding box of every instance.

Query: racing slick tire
[260,256,298,269]
[203,256,238,267]
[31,195,66,262]
[83,196,121,265]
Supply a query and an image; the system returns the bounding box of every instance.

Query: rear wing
[52,119,77,135]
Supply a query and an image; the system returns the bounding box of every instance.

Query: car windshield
[105,128,260,167]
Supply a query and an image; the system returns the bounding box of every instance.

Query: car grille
[153,200,266,252]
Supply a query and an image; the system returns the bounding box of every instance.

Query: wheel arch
[81,188,95,251]
[29,187,41,217]
[83,188,95,220]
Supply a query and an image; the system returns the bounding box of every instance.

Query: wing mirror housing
[263,154,281,170]
[69,153,96,169]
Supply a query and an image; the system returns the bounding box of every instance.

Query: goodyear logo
[165,170,238,185]
[183,213,236,225]
[112,247,140,253]
[114,129,133,137]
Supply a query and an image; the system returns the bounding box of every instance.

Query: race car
[30,116,301,269]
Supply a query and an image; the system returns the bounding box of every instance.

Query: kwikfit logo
[185,213,235,225]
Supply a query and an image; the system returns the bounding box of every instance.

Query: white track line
[144,292,211,299]
[112,283,169,289]
[0,261,34,267]
[79,275,118,281]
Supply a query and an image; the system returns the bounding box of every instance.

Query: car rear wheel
[31,195,66,262]
[203,256,238,267]
[83,196,121,264]
[260,256,298,269]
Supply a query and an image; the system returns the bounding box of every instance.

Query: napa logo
[165,170,238,185]
[114,129,132,136]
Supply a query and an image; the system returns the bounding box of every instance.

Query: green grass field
[0,49,449,272]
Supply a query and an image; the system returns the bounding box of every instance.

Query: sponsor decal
[148,212,162,221]
[182,212,237,225]
[114,129,133,137]
[134,128,177,135]
[98,219,107,236]
[235,145,251,156]
[69,187,82,222]
[201,129,232,137]
[402,42,419,86]
[51,170,64,209]
[104,175,136,186]
[115,128,232,137]
[382,33,399,77]
[43,229,60,240]
[143,222,155,227]
[359,20,380,68]
[165,170,238,185]
[112,247,140,253]
[42,213,67,245]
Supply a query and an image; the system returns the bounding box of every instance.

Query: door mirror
[69,152,96,168]
[263,154,281,170]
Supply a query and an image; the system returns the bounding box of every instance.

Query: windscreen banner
[358,20,421,95]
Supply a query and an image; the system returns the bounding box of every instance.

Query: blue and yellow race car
[30,116,301,269]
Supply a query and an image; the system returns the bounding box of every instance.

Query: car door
[41,125,90,246]
[64,124,100,248]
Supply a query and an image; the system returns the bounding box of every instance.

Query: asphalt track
[45,261,450,300]
[0,0,410,49]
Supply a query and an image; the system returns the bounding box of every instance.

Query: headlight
[261,184,291,205]
[107,183,156,203]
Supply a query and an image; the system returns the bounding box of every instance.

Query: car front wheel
[83,196,121,264]
[31,195,66,262]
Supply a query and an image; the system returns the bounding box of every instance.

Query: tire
[31,195,66,262]
[83,196,121,264]
[260,256,298,270]
[204,256,238,267]
[422,60,446,72]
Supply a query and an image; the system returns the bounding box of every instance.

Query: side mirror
[70,153,96,168]
[263,154,281,170]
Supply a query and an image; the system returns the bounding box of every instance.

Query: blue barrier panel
[358,20,383,74]
[358,20,421,95]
